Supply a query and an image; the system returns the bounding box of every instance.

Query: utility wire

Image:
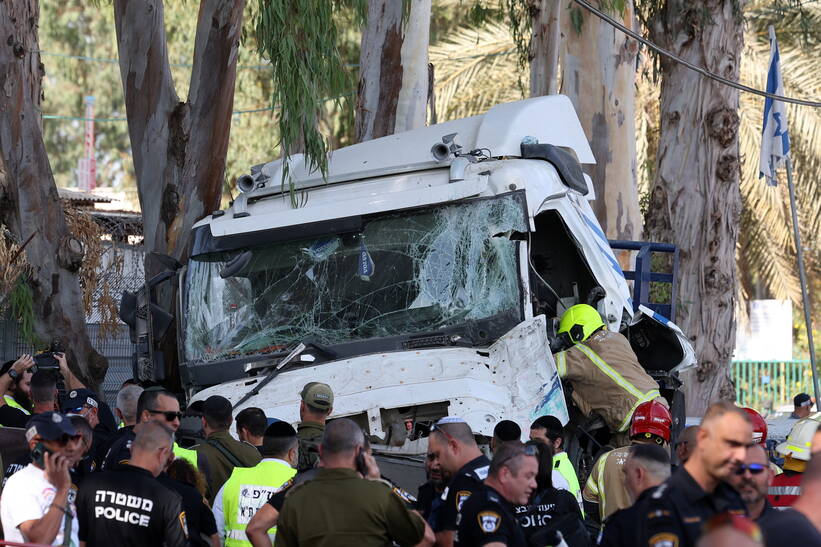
[573,0,821,108]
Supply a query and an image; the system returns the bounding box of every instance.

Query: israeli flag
[759,26,790,186]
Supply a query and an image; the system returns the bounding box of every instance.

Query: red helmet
[742,407,767,445]
[630,400,672,443]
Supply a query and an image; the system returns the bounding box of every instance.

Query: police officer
[598,443,670,546]
[637,402,751,547]
[76,421,188,547]
[102,387,196,470]
[456,441,537,547]
[552,304,666,442]
[427,416,491,547]
[275,418,432,546]
[213,420,298,545]
[295,382,333,471]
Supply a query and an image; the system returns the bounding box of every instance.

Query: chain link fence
[0,212,144,408]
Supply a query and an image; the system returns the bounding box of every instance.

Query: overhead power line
[573,0,821,108]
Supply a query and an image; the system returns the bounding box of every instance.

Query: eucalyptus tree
[558,0,642,241]
[356,0,432,142]
[0,0,107,386]
[643,0,746,413]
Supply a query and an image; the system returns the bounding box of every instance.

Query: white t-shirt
[0,463,79,546]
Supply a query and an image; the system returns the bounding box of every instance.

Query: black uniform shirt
[600,485,658,547]
[435,454,491,532]
[638,467,746,547]
[515,487,584,546]
[758,505,821,545]
[456,484,527,547]
[76,464,189,547]
[101,427,137,470]
[157,473,217,547]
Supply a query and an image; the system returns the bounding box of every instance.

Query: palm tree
[429,6,819,339]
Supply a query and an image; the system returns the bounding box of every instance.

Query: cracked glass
[184,193,527,363]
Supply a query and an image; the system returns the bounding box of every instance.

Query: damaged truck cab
[181,96,693,457]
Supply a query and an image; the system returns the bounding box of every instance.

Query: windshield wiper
[232,342,306,410]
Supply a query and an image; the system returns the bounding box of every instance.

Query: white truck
[157,95,694,472]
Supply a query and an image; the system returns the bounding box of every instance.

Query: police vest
[173,442,198,469]
[222,459,296,547]
[4,395,30,415]
[553,451,583,515]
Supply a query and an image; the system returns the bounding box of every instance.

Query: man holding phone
[0,411,83,546]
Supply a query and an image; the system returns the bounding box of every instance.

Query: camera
[32,352,60,373]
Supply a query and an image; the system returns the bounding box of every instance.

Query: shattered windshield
[184,193,527,363]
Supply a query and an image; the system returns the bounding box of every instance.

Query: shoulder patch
[477,510,501,533]
[179,511,189,538]
[456,490,472,511]
[648,532,678,547]
[392,486,417,504]
[279,478,294,490]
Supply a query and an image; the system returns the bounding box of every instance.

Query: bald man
[76,422,189,547]
[638,402,752,547]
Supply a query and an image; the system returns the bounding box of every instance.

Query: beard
[12,386,32,411]
[737,478,764,504]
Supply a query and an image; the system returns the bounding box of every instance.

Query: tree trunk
[529,0,562,96]
[355,0,431,142]
[559,1,641,240]
[114,0,244,385]
[645,1,744,414]
[0,0,107,387]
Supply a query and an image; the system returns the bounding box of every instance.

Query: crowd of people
[1,349,821,546]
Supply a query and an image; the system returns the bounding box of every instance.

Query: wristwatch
[7,368,19,381]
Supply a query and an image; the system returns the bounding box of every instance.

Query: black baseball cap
[25,411,77,442]
[794,393,813,408]
[61,389,100,414]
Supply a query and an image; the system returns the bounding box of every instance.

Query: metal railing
[733,359,813,413]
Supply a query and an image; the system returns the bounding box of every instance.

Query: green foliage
[9,279,38,346]
[253,0,363,198]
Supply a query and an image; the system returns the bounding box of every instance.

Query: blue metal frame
[608,240,679,322]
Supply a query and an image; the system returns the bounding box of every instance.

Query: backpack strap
[206,438,243,467]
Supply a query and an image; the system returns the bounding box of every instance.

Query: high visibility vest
[4,395,30,415]
[173,442,199,469]
[222,459,296,546]
[553,451,583,514]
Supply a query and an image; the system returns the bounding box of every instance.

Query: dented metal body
[182,96,694,452]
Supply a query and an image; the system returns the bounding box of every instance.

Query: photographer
[0,354,34,427]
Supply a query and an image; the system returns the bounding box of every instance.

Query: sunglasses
[734,463,766,475]
[147,409,183,422]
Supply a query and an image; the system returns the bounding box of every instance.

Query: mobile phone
[31,442,53,468]
[355,448,368,476]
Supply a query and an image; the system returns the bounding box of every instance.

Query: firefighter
[768,417,820,508]
[583,400,671,528]
[741,407,782,476]
[553,304,666,442]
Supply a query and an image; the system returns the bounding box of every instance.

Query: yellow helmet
[558,304,605,343]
